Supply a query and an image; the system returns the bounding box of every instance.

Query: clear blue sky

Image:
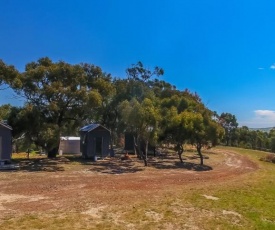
[1,0,275,128]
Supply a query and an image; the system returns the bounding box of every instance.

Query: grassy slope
[185,147,275,229]
[120,147,275,229]
[2,147,275,229]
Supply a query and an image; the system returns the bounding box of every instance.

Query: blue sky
[1,0,275,128]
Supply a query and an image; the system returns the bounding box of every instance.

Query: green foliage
[119,97,161,164]
[215,114,275,153]
[5,58,109,156]
[230,126,274,152]
[2,58,228,162]
[187,108,225,165]
[0,59,20,88]
[126,61,164,82]
[0,104,11,120]
[218,112,238,146]
[270,137,275,153]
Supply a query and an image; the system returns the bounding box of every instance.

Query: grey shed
[0,122,12,161]
[79,124,111,159]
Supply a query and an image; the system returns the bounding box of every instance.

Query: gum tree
[190,109,224,165]
[8,57,103,157]
[219,112,238,146]
[119,98,160,166]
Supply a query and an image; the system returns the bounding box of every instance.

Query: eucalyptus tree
[158,89,205,163]
[0,104,12,121]
[189,108,224,165]
[119,98,161,166]
[237,126,252,148]
[8,57,104,157]
[268,128,275,152]
[7,105,44,152]
[80,63,118,147]
[125,61,164,102]
[126,61,164,82]
[169,111,196,163]
[0,59,20,89]
[219,112,238,146]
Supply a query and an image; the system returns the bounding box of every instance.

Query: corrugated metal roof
[0,122,12,130]
[79,123,101,132]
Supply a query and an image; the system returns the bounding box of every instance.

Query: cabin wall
[0,126,12,161]
[80,128,110,159]
[59,139,81,154]
[124,132,135,152]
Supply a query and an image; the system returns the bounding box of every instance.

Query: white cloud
[258,67,264,70]
[254,110,275,118]
[239,110,275,128]
[270,64,275,69]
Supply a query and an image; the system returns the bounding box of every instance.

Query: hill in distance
[249,127,275,132]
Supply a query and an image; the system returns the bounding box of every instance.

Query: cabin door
[95,137,103,157]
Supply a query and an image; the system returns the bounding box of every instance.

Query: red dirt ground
[0,148,258,219]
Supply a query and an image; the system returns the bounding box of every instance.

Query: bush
[245,143,252,149]
[260,153,275,163]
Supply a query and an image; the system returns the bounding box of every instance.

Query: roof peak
[0,121,12,130]
[80,123,109,132]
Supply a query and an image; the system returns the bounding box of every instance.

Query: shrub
[260,153,275,163]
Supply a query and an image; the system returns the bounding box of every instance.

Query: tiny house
[59,137,81,154]
[0,122,12,162]
[79,124,111,159]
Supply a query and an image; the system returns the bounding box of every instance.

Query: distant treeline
[219,113,275,152]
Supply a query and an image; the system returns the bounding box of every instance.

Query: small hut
[124,132,135,153]
[0,122,12,162]
[59,137,81,155]
[124,132,155,155]
[79,124,111,159]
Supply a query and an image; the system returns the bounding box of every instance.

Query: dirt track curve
[0,149,259,218]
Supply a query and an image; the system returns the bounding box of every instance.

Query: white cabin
[59,137,81,154]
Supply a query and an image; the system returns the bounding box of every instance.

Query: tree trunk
[178,152,183,163]
[133,136,141,159]
[26,149,30,159]
[48,147,58,158]
[176,143,184,163]
[143,140,148,166]
[196,144,203,165]
[133,136,148,166]
[141,150,148,166]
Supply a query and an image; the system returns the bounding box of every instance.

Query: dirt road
[0,149,258,222]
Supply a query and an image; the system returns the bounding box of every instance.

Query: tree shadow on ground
[65,154,144,174]
[10,154,113,172]
[10,154,144,174]
[151,160,212,171]
[87,159,144,174]
[9,152,212,173]
[149,155,213,171]
[12,158,66,172]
